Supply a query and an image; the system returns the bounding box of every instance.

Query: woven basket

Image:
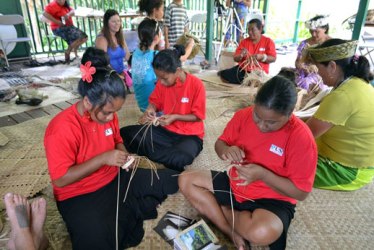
[176,33,201,60]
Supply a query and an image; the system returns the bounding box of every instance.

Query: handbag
[175,33,202,60]
[123,69,133,88]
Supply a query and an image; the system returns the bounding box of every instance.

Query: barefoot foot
[30,197,48,249]
[4,193,35,250]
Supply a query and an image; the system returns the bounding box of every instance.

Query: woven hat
[307,40,358,63]
[176,33,201,60]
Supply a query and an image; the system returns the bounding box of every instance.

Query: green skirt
[313,155,374,191]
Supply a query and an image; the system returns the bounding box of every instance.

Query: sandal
[15,98,43,106]
[200,60,211,70]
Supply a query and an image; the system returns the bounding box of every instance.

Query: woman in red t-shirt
[179,76,317,249]
[43,0,87,63]
[120,45,206,172]
[218,18,276,84]
[44,47,179,249]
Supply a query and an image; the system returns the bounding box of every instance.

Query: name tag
[181,97,189,103]
[259,47,265,52]
[269,144,283,156]
[105,128,113,136]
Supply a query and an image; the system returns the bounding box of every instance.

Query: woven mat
[0,116,52,211]
[1,89,374,249]
[196,70,237,89]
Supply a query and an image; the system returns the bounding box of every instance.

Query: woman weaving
[306,39,374,191]
[218,18,276,84]
[295,15,330,90]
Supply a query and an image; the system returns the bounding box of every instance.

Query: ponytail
[346,55,373,83]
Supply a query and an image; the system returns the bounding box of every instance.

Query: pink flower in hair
[80,61,96,83]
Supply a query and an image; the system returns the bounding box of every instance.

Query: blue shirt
[131,48,158,111]
[107,46,126,74]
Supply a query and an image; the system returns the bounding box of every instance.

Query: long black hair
[78,47,126,108]
[255,75,297,116]
[152,45,185,73]
[317,39,373,83]
[138,18,160,51]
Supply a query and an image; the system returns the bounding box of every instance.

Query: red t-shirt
[235,35,276,74]
[149,73,206,139]
[44,0,74,30]
[44,103,123,201]
[219,107,317,204]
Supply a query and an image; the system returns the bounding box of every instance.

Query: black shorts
[218,65,246,84]
[211,171,296,250]
[57,168,179,249]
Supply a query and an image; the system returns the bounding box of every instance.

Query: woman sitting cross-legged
[44,47,179,249]
[179,76,317,249]
[218,18,276,84]
[306,38,374,191]
[120,45,206,172]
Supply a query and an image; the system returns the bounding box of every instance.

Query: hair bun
[173,44,186,58]
[81,47,110,68]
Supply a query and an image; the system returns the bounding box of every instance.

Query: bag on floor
[123,69,133,88]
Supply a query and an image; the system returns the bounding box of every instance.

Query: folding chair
[0,14,32,67]
[189,13,207,63]
[190,13,207,40]
[342,10,374,66]
[39,15,59,60]
[357,30,374,66]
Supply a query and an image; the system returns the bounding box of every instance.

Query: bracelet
[261,54,268,63]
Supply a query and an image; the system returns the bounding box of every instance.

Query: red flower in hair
[80,61,96,83]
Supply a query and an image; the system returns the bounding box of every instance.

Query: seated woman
[295,15,330,90]
[218,18,276,84]
[179,76,317,249]
[44,47,179,249]
[306,39,374,191]
[95,9,131,87]
[43,0,87,63]
[131,18,160,112]
[120,46,206,172]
